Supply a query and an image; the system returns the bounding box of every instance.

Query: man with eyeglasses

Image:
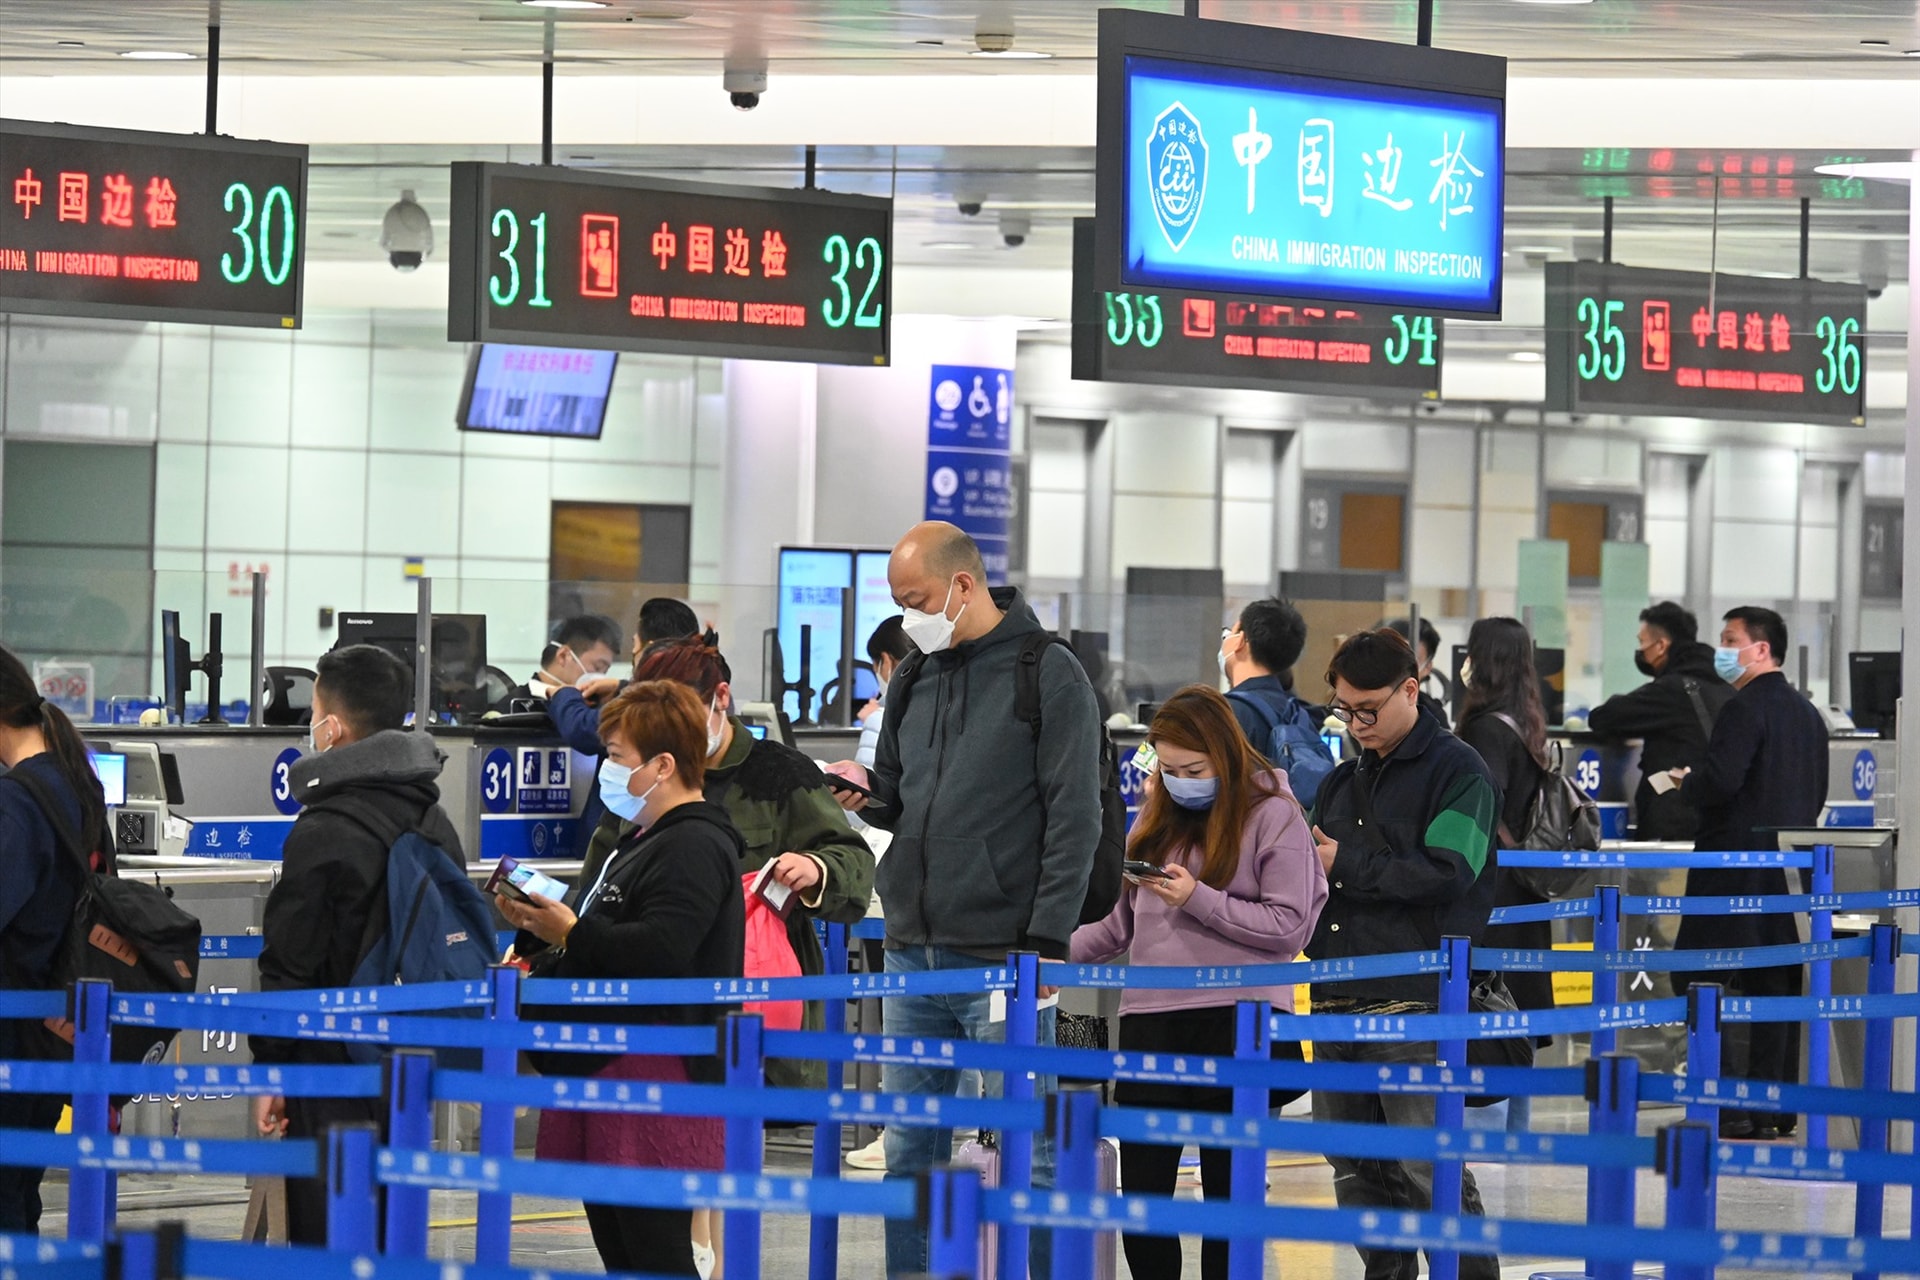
[1304,627,1501,1280]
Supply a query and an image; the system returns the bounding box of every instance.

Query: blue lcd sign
[1098,10,1507,319]
[924,363,1014,583]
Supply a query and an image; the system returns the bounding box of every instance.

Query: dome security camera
[957,199,984,218]
[998,211,1031,249]
[724,63,767,112]
[379,190,432,271]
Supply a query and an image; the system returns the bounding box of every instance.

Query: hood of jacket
[290,728,445,806]
[1661,641,1726,683]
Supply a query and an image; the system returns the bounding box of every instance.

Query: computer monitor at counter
[334,612,490,722]
[1848,651,1900,737]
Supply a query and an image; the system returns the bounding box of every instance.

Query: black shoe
[1770,1114,1797,1138]
[1718,1113,1756,1140]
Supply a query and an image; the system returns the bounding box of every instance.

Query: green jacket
[581,717,874,1086]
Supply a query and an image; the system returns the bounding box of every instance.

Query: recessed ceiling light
[969,48,1053,59]
[1904,48,1920,56]
[119,49,195,60]
[922,240,974,250]
[1514,244,1562,255]
[1508,351,1545,363]
[916,38,944,46]
[1815,161,1915,182]
[56,39,84,47]
[1861,39,1891,46]
[520,0,609,8]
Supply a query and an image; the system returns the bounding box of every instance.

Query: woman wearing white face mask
[1071,685,1327,1280]
[496,680,745,1278]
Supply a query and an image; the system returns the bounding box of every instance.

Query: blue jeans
[880,945,1057,1278]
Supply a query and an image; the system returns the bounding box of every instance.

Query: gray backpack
[1489,713,1601,899]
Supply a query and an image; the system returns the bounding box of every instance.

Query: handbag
[1463,970,1534,1106]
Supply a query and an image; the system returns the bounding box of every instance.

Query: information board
[1095,10,1506,318]
[1544,262,1867,426]
[0,118,306,329]
[1070,219,1440,398]
[449,163,891,366]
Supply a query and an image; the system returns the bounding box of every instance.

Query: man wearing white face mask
[533,616,626,858]
[1667,605,1827,1140]
[253,645,466,1243]
[826,521,1103,1280]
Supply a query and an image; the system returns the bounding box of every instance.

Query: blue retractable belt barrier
[126,980,491,1015]
[182,1236,689,1280]
[1472,936,1868,973]
[1716,992,1920,1024]
[1643,1071,1920,1121]
[1499,848,1813,868]
[1045,950,1446,991]
[0,1061,380,1098]
[0,991,65,1020]
[519,965,1015,1006]
[1487,898,1598,925]
[0,1128,317,1177]
[1097,1107,1653,1168]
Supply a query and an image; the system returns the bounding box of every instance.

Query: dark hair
[1723,606,1788,664]
[866,615,912,669]
[1236,598,1307,674]
[599,680,708,790]
[553,614,621,655]
[633,636,732,702]
[1129,685,1289,891]
[314,644,414,738]
[1640,601,1697,647]
[1457,617,1548,767]
[1384,616,1442,663]
[1325,627,1419,693]
[637,598,701,647]
[0,646,106,858]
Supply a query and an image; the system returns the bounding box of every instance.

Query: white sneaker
[693,1241,715,1280]
[845,1134,887,1171]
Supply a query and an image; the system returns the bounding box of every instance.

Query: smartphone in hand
[824,772,876,801]
[485,856,569,905]
[1124,859,1173,881]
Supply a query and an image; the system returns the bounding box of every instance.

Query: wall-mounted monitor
[89,750,128,807]
[456,344,618,439]
[775,548,896,724]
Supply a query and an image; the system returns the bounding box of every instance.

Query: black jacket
[1586,643,1737,841]
[1307,710,1500,1007]
[1675,671,1829,953]
[523,800,745,1077]
[0,756,86,990]
[255,731,465,1067]
[1457,712,1555,1017]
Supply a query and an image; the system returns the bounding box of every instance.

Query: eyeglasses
[1326,703,1382,727]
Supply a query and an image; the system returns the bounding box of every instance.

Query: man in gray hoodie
[830,521,1102,1278]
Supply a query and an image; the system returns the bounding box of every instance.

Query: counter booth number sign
[269,747,303,816]
[1852,749,1877,802]
[482,746,573,816]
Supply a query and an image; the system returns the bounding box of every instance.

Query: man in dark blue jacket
[1219,595,1308,740]
[1307,628,1500,1280]
[829,521,1102,1280]
[1671,606,1828,1139]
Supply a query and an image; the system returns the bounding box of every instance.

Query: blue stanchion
[1226,1001,1266,1280]
[806,920,849,1280]
[1659,1123,1714,1280]
[475,964,521,1269]
[1853,923,1901,1280]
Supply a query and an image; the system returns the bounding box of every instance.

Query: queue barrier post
[999,950,1042,1280]
[106,1224,158,1280]
[922,1164,984,1280]
[1584,1053,1639,1280]
[68,977,114,1244]
[1656,1122,1714,1280]
[1852,922,1901,1280]
[1807,842,1836,1150]
[382,1049,436,1258]
[475,963,522,1268]
[808,921,850,1280]
[1429,936,1471,1280]
[1048,1088,1100,1280]
[324,1123,381,1255]
[724,1012,767,1280]
[1591,885,1622,1058]
[1227,1000,1270,1280]
[1683,983,1723,1130]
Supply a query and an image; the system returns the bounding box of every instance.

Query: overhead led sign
[0,118,306,329]
[1069,219,1440,398]
[1544,262,1866,427]
[1096,9,1506,318]
[448,163,892,366]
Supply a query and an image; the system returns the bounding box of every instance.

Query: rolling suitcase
[952,1133,1119,1280]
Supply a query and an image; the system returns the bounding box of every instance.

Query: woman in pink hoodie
[1072,684,1328,1280]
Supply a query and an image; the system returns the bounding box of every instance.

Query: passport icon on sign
[1183,298,1216,338]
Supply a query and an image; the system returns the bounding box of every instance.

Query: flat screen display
[1096,10,1506,318]
[448,162,892,366]
[0,117,306,329]
[457,344,618,439]
[1544,262,1867,426]
[776,547,895,722]
[90,750,127,807]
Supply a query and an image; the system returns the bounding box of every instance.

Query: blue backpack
[1226,689,1336,809]
[332,799,495,1068]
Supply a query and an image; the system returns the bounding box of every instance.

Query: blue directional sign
[1097,10,1507,318]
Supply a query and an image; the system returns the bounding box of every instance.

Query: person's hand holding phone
[823,761,874,812]
[253,1094,287,1138]
[1137,861,1198,909]
[496,889,577,947]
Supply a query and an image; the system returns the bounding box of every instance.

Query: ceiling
[5,0,1920,76]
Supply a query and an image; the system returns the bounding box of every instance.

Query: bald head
[889,521,1002,647]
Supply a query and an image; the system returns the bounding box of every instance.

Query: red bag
[741,872,804,1030]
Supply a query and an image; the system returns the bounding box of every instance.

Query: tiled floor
[46,1100,1918,1278]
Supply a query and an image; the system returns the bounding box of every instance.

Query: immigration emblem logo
[1147,101,1207,253]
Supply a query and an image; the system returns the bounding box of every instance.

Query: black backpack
[891,633,1125,926]
[2,767,202,1073]
[1487,713,1601,899]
